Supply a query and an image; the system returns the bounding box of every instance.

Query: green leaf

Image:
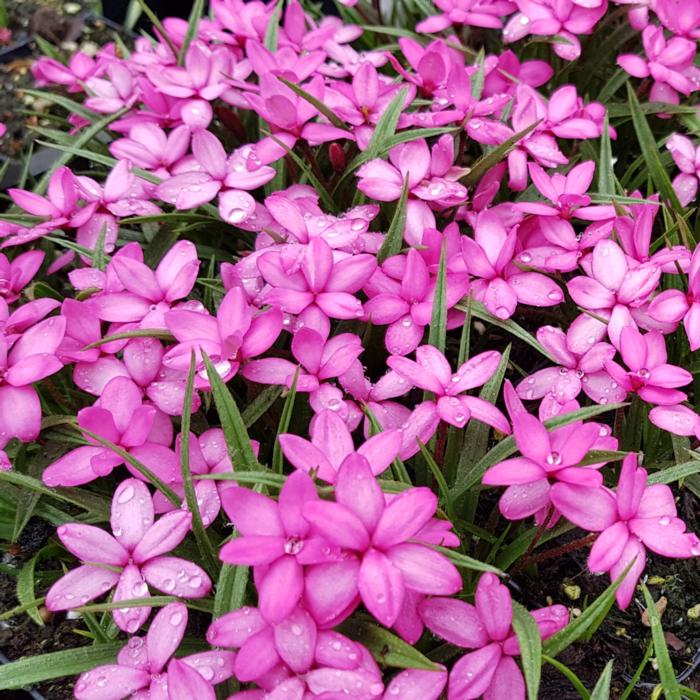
[0,643,122,689]
[366,88,408,154]
[641,584,681,700]
[180,354,220,577]
[34,108,130,196]
[242,385,283,428]
[202,351,262,471]
[377,177,409,263]
[456,299,557,363]
[272,369,299,473]
[178,0,205,65]
[277,77,351,132]
[339,619,440,670]
[213,555,249,619]
[543,562,633,657]
[543,655,591,699]
[590,660,614,700]
[417,440,453,520]
[17,544,63,626]
[647,460,700,484]
[512,602,542,700]
[626,83,681,210]
[463,119,541,187]
[435,545,502,574]
[197,471,286,489]
[76,596,213,614]
[22,89,96,121]
[598,113,616,196]
[427,242,447,354]
[455,344,511,483]
[620,642,653,700]
[134,0,178,58]
[83,328,174,349]
[264,0,283,51]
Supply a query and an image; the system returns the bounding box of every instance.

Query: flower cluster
[0,0,698,697]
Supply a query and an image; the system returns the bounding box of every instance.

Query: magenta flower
[85,62,138,114]
[278,408,402,483]
[0,250,44,303]
[164,286,283,384]
[666,133,700,206]
[567,239,661,333]
[385,38,453,98]
[649,244,700,349]
[417,0,516,30]
[483,407,608,522]
[73,602,235,700]
[32,51,99,92]
[219,470,328,623]
[516,325,624,411]
[649,404,700,439]
[46,478,211,632]
[0,311,65,450]
[388,345,509,431]
[6,167,96,248]
[110,122,191,176]
[503,0,608,60]
[242,326,363,392]
[655,0,700,38]
[617,25,699,104]
[364,247,470,356]
[43,376,171,487]
[462,210,564,319]
[420,573,568,699]
[208,605,385,695]
[155,131,275,225]
[604,325,691,405]
[303,455,462,627]
[94,239,200,328]
[551,453,700,608]
[256,237,376,336]
[356,137,468,246]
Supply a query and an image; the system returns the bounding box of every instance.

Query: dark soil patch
[0,518,88,699]
[517,491,700,698]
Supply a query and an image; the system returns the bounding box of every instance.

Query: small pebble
[63,2,82,14]
[687,603,700,620]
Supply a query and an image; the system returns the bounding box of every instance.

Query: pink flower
[256,237,376,336]
[364,247,469,356]
[416,0,516,31]
[73,602,235,700]
[462,210,564,319]
[420,573,568,699]
[32,51,99,92]
[655,0,700,38]
[85,62,139,114]
[242,326,363,393]
[208,605,386,695]
[516,325,624,411]
[155,131,276,225]
[617,25,699,104]
[110,122,191,175]
[94,239,200,328]
[0,311,65,449]
[604,325,691,405]
[279,408,402,484]
[356,137,468,246]
[388,345,510,432]
[649,244,700,349]
[649,404,700,438]
[551,453,700,608]
[302,455,462,627]
[567,239,661,334]
[503,0,608,60]
[0,250,44,303]
[483,406,609,522]
[43,376,170,487]
[164,286,283,385]
[46,479,211,632]
[666,133,700,206]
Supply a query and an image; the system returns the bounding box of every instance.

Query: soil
[0,519,89,699]
[0,0,123,161]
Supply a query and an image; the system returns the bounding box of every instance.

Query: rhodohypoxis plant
[551,453,700,607]
[46,479,211,632]
[420,573,569,698]
[1,0,700,696]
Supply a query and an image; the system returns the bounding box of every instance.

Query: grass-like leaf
[641,583,681,700]
[590,660,614,700]
[201,351,262,471]
[377,177,409,263]
[427,242,447,354]
[178,0,205,65]
[512,601,542,700]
